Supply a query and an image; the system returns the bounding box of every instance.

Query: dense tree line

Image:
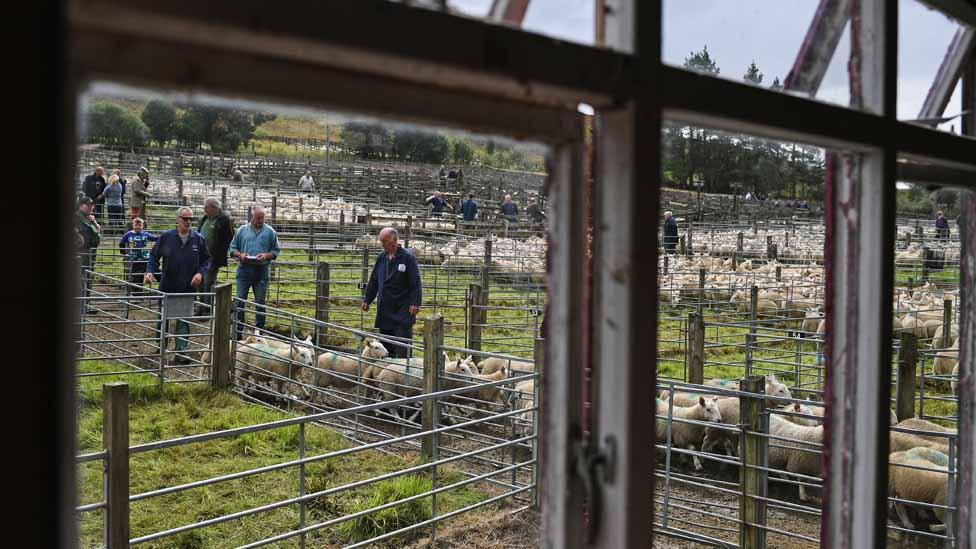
[86,99,275,153]
[662,47,826,200]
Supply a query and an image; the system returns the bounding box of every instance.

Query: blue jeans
[236,264,270,339]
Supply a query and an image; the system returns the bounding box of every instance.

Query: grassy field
[76,362,498,549]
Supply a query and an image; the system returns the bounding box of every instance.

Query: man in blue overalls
[362,227,423,358]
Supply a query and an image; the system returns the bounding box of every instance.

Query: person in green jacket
[76,196,102,314]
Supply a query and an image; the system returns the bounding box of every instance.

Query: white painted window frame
[62,0,976,547]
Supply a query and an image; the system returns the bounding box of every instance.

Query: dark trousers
[79,249,96,312]
[128,260,148,293]
[236,264,270,339]
[198,265,222,313]
[106,205,124,232]
[380,325,413,359]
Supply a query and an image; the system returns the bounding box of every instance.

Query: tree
[341,122,392,159]
[684,45,720,75]
[140,100,177,146]
[86,102,149,147]
[173,108,207,148]
[171,105,263,152]
[743,61,764,85]
[450,137,474,164]
[770,76,783,91]
[393,129,449,164]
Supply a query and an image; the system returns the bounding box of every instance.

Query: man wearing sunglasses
[145,207,211,364]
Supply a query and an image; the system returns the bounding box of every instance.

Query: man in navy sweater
[362,227,423,358]
[146,206,211,363]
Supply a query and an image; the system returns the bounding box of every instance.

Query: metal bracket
[574,434,617,543]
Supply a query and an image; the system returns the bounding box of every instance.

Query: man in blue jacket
[461,193,478,221]
[145,206,211,364]
[362,227,423,358]
[662,210,679,254]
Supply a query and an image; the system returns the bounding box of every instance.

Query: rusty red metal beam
[488,0,530,26]
[918,27,974,122]
[784,0,852,94]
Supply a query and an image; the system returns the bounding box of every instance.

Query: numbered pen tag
[397,263,406,272]
[357,282,367,290]
[530,309,542,317]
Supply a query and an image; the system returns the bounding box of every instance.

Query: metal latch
[574,435,617,544]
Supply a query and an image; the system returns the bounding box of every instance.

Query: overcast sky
[450,0,966,128]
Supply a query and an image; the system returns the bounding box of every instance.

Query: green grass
[76,366,493,549]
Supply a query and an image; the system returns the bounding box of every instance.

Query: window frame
[61,0,976,547]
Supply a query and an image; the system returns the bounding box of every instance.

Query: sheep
[510,379,536,438]
[477,356,533,376]
[893,418,956,445]
[888,451,949,533]
[312,338,389,392]
[933,338,958,375]
[951,362,959,395]
[371,354,471,421]
[235,338,315,397]
[455,361,511,405]
[655,396,722,471]
[800,308,823,336]
[662,375,791,407]
[889,429,949,454]
[767,414,824,502]
[932,324,958,346]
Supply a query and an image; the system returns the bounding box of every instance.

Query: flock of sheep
[657,376,958,533]
[217,333,537,436]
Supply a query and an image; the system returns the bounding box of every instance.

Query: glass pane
[389,0,597,48]
[663,0,853,108]
[656,120,826,547]
[886,165,972,545]
[898,0,972,134]
[74,82,548,547]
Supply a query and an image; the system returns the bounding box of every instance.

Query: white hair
[177,206,194,217]
[252,205,266,216]
[664,210,673,218]
[379,227,399,240]
[204,196,221,209]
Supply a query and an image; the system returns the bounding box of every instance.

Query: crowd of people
[75,165,553,363]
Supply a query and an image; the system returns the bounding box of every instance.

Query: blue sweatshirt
[147,230,211,293]
[230,223,281,266]
[119,230,158,261]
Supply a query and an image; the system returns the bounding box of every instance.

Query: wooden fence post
[211,283,232,389]
[746,286,759,376]
[339,210,346,249]
[104,383,130,549]
[679,235,687,256]
[468,283,484,352]
[663,255,669,276]
[739,375,768,549]
[177,179,183,201]
[406,215,412,247]
[942,298,953,349]
[307,223,316,263]
[271,195,278,225]
[737,231,744,253]
[482,239,493,296]
[422,315,444,462]
[315,263,330,349]
[697,268,706,314]
[896,332,918,421]
[687,312,705,385]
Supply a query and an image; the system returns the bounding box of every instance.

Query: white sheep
[312,338,389,392]
[888,450,949,533]
[655,396,722,471]
[893,418,956,445]
[800,308,823,336]
[478,356,533,376]
[933,338,958,375]
[951,362,959,395]
[767,414,824,502]
[235,337,315,397]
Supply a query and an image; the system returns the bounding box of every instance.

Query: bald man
[362,227,423,358]
[230,206,281,339]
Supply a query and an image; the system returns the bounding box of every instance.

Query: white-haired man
[196,197,234,314]
[230,206,281,340]
[662,210,678,254]
[362,227,422,358]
